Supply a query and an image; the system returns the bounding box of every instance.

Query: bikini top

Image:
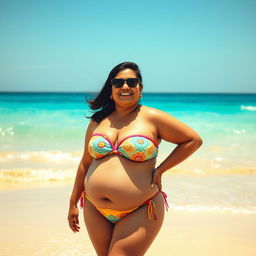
[88,133,158,162]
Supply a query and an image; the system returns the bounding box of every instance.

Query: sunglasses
[111,78,139,88]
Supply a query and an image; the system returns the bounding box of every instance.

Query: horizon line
[0,91,256,95]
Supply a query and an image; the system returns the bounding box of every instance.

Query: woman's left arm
[150,109,203,189]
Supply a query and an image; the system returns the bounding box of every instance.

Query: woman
[68,62,202,256]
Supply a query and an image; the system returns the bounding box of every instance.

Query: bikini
[88,133,159,162]
[80,133,169,223]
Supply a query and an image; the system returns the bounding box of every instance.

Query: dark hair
[87,61,143,123]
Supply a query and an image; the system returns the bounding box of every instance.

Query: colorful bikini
[81,133,168,223]
[88,133,158,162]
[80,190,169,223]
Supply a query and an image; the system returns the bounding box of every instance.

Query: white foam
[0,151,81,163]
[234,129,246,134]
[0,168,75,182]
[0,126,14,136]
[240,105,256,111]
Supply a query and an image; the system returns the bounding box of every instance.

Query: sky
[0,0,255,93]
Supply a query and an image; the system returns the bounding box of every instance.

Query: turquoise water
[1,92,256,213]
[1,92,256,167]
[1,92,256,154]
[1,92,255,150]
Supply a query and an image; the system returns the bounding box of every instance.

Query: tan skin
[68,68,203,256]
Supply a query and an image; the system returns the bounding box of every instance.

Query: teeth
[120,93,132,96]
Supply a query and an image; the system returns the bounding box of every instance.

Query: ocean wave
[0,168,75,182]
[0,151,81,163]
[1,166,256,184]
[240,105,256,111]
[1,150,256,176]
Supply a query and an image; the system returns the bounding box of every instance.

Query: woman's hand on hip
[151,168,163,191]
[68,205,80,233]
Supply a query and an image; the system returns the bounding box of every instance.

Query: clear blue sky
[0,0,255,93]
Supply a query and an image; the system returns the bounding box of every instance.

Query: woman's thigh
[108,193,165,256]
[83,198,114,256]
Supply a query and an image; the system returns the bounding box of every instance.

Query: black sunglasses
[111,78,139,88]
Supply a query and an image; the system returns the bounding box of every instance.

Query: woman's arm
[69,158,91,207]
[68,120,95,232]
[149,109,203,189]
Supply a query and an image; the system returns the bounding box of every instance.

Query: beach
[1,92,256,255]
[1,175,256,256]
[1,0,256,252]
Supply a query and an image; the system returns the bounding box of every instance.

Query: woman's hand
[151,168,163,191]
[68,205,80,233]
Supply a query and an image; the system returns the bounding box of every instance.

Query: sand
[1,183,256,256]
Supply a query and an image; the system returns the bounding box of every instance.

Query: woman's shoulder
[86,119,99,133]
[140,105,172,119]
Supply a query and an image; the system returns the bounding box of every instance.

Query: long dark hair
[87,61,143,123]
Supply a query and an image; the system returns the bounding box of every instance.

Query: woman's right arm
[67,120,96,232]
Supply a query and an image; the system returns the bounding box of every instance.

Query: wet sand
[1,183,256,256]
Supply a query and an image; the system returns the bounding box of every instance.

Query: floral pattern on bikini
[88,134,158,162]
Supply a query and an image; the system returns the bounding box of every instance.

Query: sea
[0,92,256,214]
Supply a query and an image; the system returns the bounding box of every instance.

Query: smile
[119,92,133,96]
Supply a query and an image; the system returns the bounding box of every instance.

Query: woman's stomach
[84,155,159,210]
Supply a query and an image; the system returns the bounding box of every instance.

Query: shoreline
[1,167,256,188]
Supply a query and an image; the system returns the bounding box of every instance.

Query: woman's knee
[108,245,146,256]
[108,248,134,256]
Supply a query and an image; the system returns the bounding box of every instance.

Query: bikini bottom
[80,190,169,224]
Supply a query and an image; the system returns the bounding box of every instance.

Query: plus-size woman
[68,62,202,256]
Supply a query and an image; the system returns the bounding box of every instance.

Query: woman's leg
[83,198,114,256]
[108,193,165,256]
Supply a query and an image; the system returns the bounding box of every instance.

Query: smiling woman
[111,69,142,108]
[68,61,202,256]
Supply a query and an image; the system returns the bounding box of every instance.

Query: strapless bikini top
[88,133,158,162]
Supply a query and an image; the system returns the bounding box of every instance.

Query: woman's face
[111,68,142,107]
